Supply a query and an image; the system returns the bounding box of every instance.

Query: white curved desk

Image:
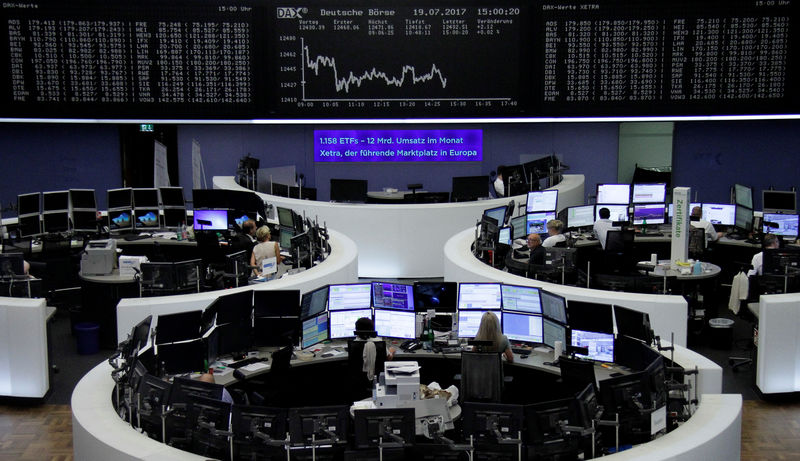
[0,297,52,398]
[116,229,359,345]
[444,228,690,347]
[756,292,800,394]
[213,174,585,278]
[72,343,733,461]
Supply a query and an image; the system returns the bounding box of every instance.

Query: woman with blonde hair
[250,226,283,277]
[474,311,514,363]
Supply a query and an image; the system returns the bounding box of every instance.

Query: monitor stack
[42,190,70,234]
[16,192,41,238]
[159,186,187,230]
[69,189,98,233]
[107,187,134,233]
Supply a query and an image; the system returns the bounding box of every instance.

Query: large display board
[1,0,796,120]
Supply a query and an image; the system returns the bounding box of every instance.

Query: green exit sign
[140,124,154,132]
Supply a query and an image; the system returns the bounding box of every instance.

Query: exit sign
[140,124,154,132]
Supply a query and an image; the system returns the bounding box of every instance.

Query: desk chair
[459,351,504,403]
[347,339,387,400]
[603,229,635,274]
[688,226,706,260]
[558,356,598,395]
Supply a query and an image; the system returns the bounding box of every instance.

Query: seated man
[527,233,546,265]
[748,234,780,277]
[593,207,616,249]
[689,206,723,246]
[542,219,567,248]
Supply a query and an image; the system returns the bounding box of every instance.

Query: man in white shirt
[542,219,567,248]
[748,234,780,276]
[689,206,722,245]
[593,207,616,249]
[493,166,505,198]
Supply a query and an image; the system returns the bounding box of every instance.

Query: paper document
[390,365,421,375]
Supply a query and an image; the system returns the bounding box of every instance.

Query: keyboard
[227,357,265,369]
[512,347,533,355]
[437,346,463,354]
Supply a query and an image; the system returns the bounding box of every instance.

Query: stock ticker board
[1,0,797,119]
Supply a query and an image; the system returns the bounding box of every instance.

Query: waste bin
[708,318,734,349]
[74,322,100,355]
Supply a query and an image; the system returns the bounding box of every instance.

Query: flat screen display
[502,312,543,344]
[501,284,541,314]
[108,209,134,231]
[414,282,457,312]
[329,308,373,339]
[540,290,567,324]
[372,282,415,311]
[135,210,160,229]
[542,318,567,349]
[484,206,507,227]
[133,188,160,208]
[69,189,96,209]
[595,205,629,222]
[763,190,796,214]
[734,184,753,209]
[510,215,527,239]
[763,213,800,237]
[596,184,631,205]
[328,283,372,311]
[163,208,187,228]
[71,210,98,232]
[571,329,614,363]
[17,193,40,215]
[43,191,69,211]
[632,204,665,225]
[159,187,185,207]
[458,283,502,310]
[701,203,736,226]
[526,211,556,234]
[374,309,416,339]
[18,214,41,237]
[108,188,132,209]
[631,183,666,204]
[301,286,329,319]
[526,190,558,213]
[735,205,754,231]
[567,300,614,334]
[193,209,228,231]
[254,290,301,317]
[457,310,497,338]
[567,205,595,228]
[279,228,294,249]
[301,313,329,349]
[277,207,295,228]
[498,226,512,245]
[42,211,69,233]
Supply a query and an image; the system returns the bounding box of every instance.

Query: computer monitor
[174,259,202,290]
[461,403,524,442]
[215,290,253,325]
[69,189,96,209]
[354,408,416,449]
[193,209,228,231]
[458,283,502,310]
[330,179,368,203]
[301,286,329,319]
[631,183,666,204]
[510,215,528,239]
[501,284,542,314]
[135,209,160,230]
[567,300,613,334]
[162,208,187,228]
[372,282,415,311]
[457,310,498,338]
[542,318,567,349]
[278,227,294,250]
[701,203,736,226]
[414,281,457,313]
[540,290,567,324]
[596,184,631,204]
[232,212,255,229]
[42,191,69,212]
[155,310,202,345]
[170,375,224,403]
[570,329,614,362]
[668,202,702,221]
[71,209,98,232]
[329,308,373,339]
[133,188,160,208]
[451,175,488,202]
[614,305,653,345]
[374,309,416,339]
[734,183,753,209]
[301,313,329,349]
[18,214,41,237]
[632,203,665,226]
[159,187,185,207]
[328,283,372,311]
[763,190,797,214]
[288,406,350,445]
[526,190,558,213]
[483,206,507,227]
[157,339,208,377]
[524,397,581,454]
[762,248,800,275]
[566,205,595,229]
[502,312,543,344]
[498,226,512,245]
[108,209,134,231]
[762,213,800,238]
[526,211,556,234]
[595,204,629,223]
[253,317,300,347]
[735,205,754,232]
[17,192,40,216]
[277,207,295,228]
[254,290,301,317]
[108,188,133,210]
[42,211,69,233]
[231,405,287,445]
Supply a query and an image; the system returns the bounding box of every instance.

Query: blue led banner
[314,129,482,162]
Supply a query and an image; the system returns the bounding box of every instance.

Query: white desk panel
[0,297,50,398]
[757,293,800,394]
[213,174,585,278]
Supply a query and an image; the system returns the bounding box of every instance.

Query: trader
[542,219,567,248]
[593,207,616,249]
[689,206,723,245]
[527,233,546,265]
[474,311,514,363]
[493,166,506,198]
[232,219,257,260]
[748,234,780,277]
[250,226,283,277]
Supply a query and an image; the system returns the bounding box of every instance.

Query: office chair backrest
[558,356,598,394]
[460,351,504,403]
[270,345,293,373]
[689,226,706,256]
[347,339,387,377]
[604,228,634,254]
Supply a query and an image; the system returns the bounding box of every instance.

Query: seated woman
[250,226,283,278]
[353,317,396,380]
[474,311,514,363]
